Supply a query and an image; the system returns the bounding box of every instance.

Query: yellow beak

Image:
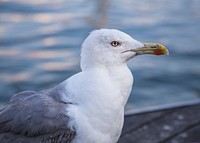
[129,43,169,56]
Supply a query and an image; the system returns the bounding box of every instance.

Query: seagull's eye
[111,41,120,47]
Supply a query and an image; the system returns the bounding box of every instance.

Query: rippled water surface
[0,0,200,110]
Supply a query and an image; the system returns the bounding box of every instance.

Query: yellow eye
[111,41,120,47]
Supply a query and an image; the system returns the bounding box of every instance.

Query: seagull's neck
[83,63,133,106]
[105,64,133,106]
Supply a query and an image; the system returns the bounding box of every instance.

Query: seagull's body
[0,29,168,143]
[64,64,133,143]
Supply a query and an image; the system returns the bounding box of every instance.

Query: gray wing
[0,89,76,143]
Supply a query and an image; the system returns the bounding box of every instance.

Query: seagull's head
[81,29,168,70]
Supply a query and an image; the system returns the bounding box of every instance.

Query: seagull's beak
[124,43,169,56]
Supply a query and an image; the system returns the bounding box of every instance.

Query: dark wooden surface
[119,103,200,143]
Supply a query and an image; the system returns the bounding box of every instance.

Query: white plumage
[61,29,143,143]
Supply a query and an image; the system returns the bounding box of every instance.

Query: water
[0,0,200,110]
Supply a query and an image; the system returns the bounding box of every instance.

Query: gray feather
[0,86,76,143]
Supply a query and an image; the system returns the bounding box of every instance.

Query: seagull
[0,29,168,143]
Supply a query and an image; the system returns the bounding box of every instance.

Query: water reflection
[0,0,200,110]
[86,0,109,28]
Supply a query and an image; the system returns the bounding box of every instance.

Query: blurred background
[0,0,200,111]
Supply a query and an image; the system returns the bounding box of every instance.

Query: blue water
[0,0,200,110]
